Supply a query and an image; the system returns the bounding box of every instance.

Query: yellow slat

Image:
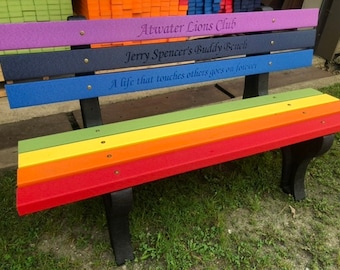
[19,94,338,167]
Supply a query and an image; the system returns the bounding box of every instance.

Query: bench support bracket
[80,98,103,127]
[281,135,334,200]
[243,73,269,98]
[103,189,134,265]
[79,97,134,265]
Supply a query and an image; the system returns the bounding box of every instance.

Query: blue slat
[6,50,313,108]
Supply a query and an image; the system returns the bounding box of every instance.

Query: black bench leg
[243,73,269,98]
[103,188,134,265]
[280,135,334,200]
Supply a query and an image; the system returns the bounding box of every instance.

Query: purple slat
[0,9,318,51]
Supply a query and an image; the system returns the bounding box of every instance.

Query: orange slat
[17,101,340,188]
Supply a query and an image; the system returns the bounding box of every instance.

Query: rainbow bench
[1,9,340,265]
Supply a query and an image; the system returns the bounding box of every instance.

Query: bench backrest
[0,9,318,111]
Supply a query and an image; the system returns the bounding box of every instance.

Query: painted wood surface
[6,50,313,108]
[0,9,318,51]
[0,30,316,80]
[18,88,322,153]
[18,94,337,167]
[17,112,340,215]
[17,101,340,188]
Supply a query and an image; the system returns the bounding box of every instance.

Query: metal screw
[272,18,276,23]
[80,30,85,36]
[87,85,92,90]
[114,170,120,175]
[84,58,89,64]
[270,40,275,45]
[268,61,272,65]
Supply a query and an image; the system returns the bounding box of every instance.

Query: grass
[1,83,340,269]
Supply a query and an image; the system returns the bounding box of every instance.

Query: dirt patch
[38,228,113,270]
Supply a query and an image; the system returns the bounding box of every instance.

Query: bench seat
[17,89,340,215]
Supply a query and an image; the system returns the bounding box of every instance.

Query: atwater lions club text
[137,17,237,37]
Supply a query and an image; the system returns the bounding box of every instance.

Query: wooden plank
[0,9,318,51]
[18,88,322,153]
[0,30,316,80]
[17,101,340,188]
[0,65,4,82]
[6,50,314,108]
[18,94,338,167]
[17,112,340,215]
[0,89,6,98]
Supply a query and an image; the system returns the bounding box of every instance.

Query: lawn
[1,84,340,270]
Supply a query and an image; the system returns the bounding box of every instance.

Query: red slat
[17,113,340,215]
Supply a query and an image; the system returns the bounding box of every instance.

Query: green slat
[18,88,323,153]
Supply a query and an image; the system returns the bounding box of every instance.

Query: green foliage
[319,83,340,97]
